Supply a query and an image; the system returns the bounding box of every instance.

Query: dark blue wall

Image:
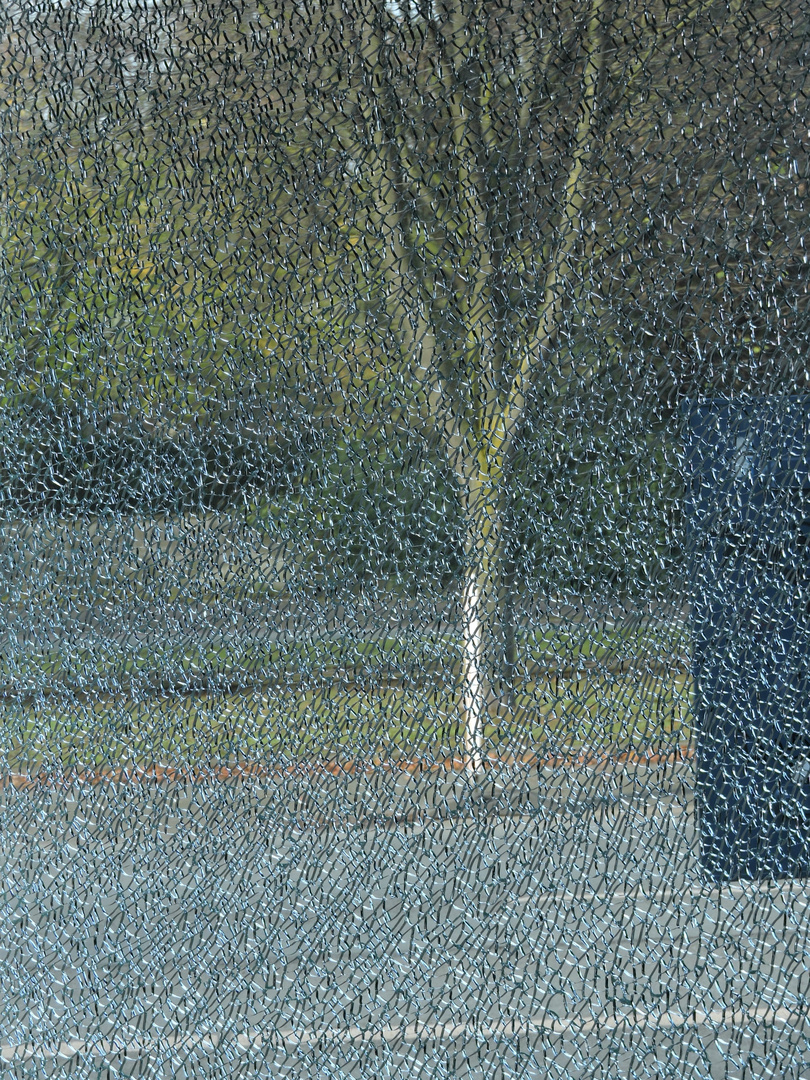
[686,397,810,880]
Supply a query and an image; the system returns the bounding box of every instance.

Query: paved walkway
[2,762,808,1079]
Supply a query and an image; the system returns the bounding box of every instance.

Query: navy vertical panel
[685,398,810,881]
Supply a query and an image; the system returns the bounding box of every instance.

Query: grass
[1,642,693,776]
[0,620,689,693]
[0,604,693,773]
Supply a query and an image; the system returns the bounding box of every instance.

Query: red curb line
[1,744,693,789]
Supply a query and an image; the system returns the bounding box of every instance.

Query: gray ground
[2,761,810,1079]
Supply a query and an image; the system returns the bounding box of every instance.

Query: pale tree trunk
[461,564,488,770]
[460,471,508,770]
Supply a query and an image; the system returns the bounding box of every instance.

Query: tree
[256,0,807,765]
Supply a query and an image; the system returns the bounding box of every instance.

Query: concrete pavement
[2,761,809,1078]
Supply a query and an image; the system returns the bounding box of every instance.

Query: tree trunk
[460,472,510,770]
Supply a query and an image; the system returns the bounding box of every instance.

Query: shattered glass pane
[1,1,809,1076]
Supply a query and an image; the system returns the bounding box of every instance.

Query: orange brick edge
[2,744,694,790]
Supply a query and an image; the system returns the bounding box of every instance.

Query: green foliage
[0,402,314,517]
[255,429,464,596]
[508,358,683,598]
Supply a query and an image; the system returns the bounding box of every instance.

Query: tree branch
[493,0,607,466]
